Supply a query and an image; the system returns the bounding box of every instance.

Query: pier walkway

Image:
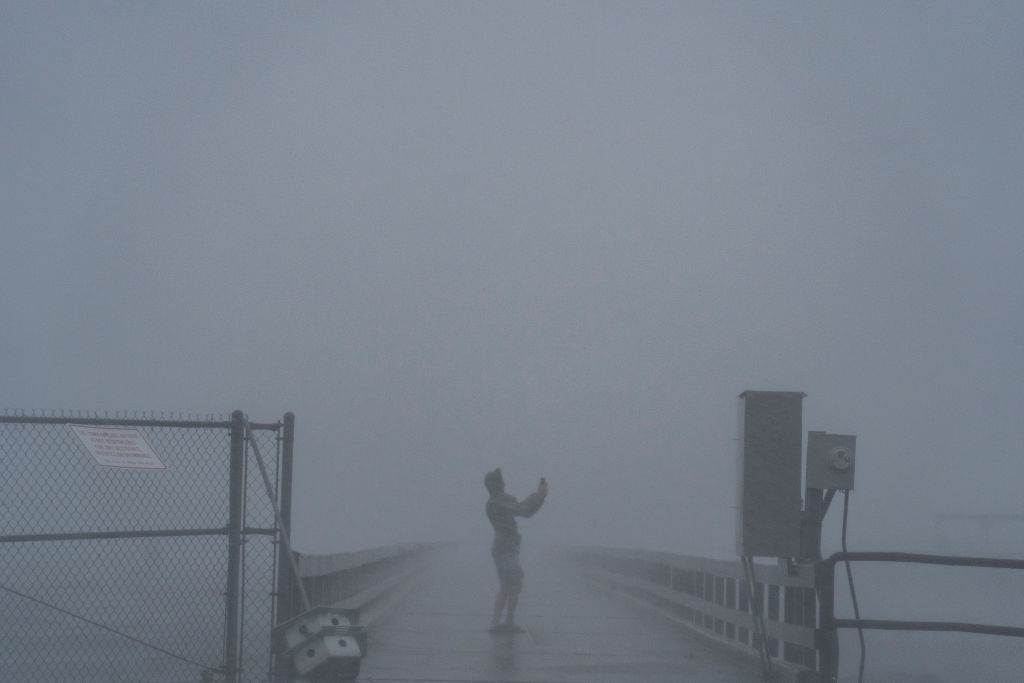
[358,545,762,683]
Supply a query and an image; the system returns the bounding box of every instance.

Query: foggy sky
[3,2,1023,556]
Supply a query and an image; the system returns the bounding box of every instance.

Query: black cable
[0,582,221,676]
[742,555,774,681]
[841,490,866,683]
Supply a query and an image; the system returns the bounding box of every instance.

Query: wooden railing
[283,543,443,626]
[560,546,819,682]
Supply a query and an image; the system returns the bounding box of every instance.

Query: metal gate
[0,410,295,682]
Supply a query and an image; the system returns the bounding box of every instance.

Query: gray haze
[3,3,1023,561]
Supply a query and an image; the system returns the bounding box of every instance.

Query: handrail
[289,543,443,626]
[831,618,1024,638]
[821,551,1024,571]
[561,546,819,682]
[816,551,1024,682]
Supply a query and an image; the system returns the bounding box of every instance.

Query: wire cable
[0,582,221,677]
[742,555,774,681]
[841,490,866,683]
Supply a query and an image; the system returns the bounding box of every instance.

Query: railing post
[273,412,297,682]
[224,410,246,683]
[815,560,837,682]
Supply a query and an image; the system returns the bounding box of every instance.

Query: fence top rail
[0,415,282,430]
[822,551,1024,571]
[0,415,233,429]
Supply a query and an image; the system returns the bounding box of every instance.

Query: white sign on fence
[69,424,167,470]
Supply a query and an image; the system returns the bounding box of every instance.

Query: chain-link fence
[0,410,294,683]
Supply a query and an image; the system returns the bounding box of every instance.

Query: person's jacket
[486,491,545,556]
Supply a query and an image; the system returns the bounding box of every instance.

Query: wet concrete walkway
[358,544,762,683]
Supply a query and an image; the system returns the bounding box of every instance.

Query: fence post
[815,560,837,682]
[224,410,246,683]
[273,412,297,682]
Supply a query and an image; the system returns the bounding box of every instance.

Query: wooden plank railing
[288,543,443,626]
[560,546,819,683]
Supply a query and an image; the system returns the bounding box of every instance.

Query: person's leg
[503,558,524,629]
[491,589,507,629]
[504,590,518,626]
[491,552,525,631]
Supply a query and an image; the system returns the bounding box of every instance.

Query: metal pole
[245,419,309,613]
[801,488,824,562]
[273,413,296,683]
[224,410,246,683]
[270,413,303,683]
[815,560,837,682]
[274,413,297,622]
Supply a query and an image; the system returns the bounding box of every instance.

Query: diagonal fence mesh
[0,412,288,683]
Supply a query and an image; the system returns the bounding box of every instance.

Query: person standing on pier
[484,468,548,633]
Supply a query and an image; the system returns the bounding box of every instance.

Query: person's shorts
[492,551,524,594]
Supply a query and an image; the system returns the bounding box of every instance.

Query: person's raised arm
[511,477,547,518]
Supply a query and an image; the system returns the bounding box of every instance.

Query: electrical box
[735,391,805,558]
[806,431,856,490]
